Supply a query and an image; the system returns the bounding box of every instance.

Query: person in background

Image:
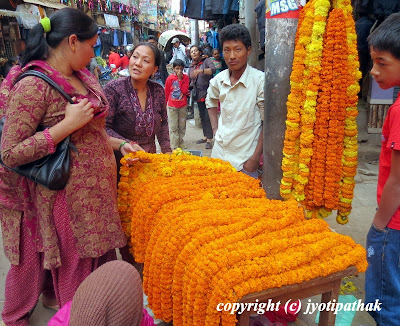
[202,45,212,59]
[210,48,227,76]
[48,260,155,326]
[108,47,121,73]
[364,12,400,326]
[120,44,134,70]
[148,36,168,86]
[189,45,216,150]
[0,8,139,325]
[88,57,101,79]
[169,37,187,65]
[206,24,264,179]
[165,59,190,149]
[2,57,19,78]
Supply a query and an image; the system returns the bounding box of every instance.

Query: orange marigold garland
[117,152,367,326]
[334,0,361,224]
[281,0,360,223]
[294,0,330,202]
[280,0,315,199]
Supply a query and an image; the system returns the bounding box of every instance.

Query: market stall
[116,0,367,325]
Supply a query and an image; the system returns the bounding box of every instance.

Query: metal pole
[190,19,200,45]
[244,0,259,67]
[262,17,298,199]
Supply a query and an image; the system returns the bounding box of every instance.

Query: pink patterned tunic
[0,61,126,269]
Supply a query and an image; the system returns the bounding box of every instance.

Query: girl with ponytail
[0,8,144,325]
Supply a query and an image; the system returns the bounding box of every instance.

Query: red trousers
[1,191,116,325]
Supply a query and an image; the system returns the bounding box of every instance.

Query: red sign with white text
[266,0,302,19]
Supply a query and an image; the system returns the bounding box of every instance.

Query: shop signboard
[265,0,305,19]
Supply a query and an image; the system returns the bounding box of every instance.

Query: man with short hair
[169,37,187,64]
[206,24,264,179]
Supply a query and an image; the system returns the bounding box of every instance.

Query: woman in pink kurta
[0,8,142,326]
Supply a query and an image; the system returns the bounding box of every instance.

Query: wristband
[119,141,128,151]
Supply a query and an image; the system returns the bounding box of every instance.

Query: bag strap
[14,70,74,104]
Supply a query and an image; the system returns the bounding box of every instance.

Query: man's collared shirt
[206,64,264,171]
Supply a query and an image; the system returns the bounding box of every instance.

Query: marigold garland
[118,151,367,325]
[334,0,361,223]
[281,0,315,199]
[280,0,360,223]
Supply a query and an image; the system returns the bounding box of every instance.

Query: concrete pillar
[262,17,298,199]
[245,0,259,67]
[190,19,199,45]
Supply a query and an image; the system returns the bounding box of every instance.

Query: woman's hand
[64,97,94,132]
[120,141,148,166]
[191,69,202,79]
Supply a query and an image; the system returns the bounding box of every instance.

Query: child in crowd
[210,48,227,76]
[364,12,400,326]
[206,24,264,179]
[164,59,190,149]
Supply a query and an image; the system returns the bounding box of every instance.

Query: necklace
[46,61,74,80]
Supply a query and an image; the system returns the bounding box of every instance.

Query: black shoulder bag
[0,70,78,190]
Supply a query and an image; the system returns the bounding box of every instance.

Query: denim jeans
[365,225,400,326]
[240,168,259,179]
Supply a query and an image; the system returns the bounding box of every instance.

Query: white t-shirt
[16,4,41,29]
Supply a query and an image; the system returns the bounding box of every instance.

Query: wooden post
[262,9,299,199]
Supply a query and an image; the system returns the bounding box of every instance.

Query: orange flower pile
[280,0,361,223]
[118,152,367,325]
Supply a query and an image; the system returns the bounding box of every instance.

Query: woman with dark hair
[104,42,171,160]
[0,8,141,324]
[104,42,171,267]
[189,45,216,149]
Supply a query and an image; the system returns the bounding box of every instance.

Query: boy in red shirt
[108,47,121,73]
[365,12,400,326]
[165,59,189,149]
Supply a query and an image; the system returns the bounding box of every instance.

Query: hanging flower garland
[281,0,314,199]
[334,0,361,224]
[305,8,350,218]
[293,0,331,202]
[280,0,360,223]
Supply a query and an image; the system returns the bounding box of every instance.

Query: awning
[23,0,67,10]
[0,9,33,19]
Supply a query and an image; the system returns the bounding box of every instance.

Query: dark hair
[21,8,98,67]
[212,48,220,53]
[173,59,185,68]
[110,47,117,53]
[367,13,400,60]
[202,47,211,57]
[148,35,158,42]
[219,24,251,49]
[133,42,161,67]
[190,45,202,54]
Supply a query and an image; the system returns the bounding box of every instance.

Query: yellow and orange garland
[118,151,367,325]
[280,0,361,223]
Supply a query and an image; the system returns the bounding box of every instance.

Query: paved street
[0,101,379,325]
